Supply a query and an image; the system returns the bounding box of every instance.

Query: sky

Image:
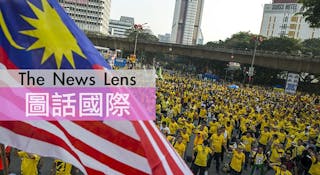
[110,0,273,43]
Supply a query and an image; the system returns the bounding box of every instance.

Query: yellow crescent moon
[0,10,24,49]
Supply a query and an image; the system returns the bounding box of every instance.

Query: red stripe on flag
[0,121,83,163]
[83,166,104,175]
[144,121,185,175]
[74,121,146,156]
[0,47,18,69]
[132,121,167,175]
[49,121,148,175]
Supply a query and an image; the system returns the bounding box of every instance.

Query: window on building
[289,24,297,30]
[288,31,295,37]
[291,16,298,22]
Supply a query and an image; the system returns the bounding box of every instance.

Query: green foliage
[205,40,225,48]
[224,32,255,49]
[126,29,159,42]
[299,0,320,28]
[301,38,320,55]
[259,37,302,53]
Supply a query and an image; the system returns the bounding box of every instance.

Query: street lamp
[133,23,147,56]
[248,36,263,84]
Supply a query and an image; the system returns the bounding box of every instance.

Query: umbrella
[228,84,239,89]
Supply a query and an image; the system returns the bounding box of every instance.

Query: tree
[223,32,257,50]
[299,0,320,28]
[259,37,302,54]
[301,38,320,56]
[205,40,225,48]
[126,29,159,42]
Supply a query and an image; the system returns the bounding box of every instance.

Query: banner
[285,73,299,94]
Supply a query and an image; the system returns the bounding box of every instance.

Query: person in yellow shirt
[278,128,286,144]
[270,134,281,149]
[208,128,227,172]
[269,144,285,164]
[53,159,72,175]
[250,146,266,175]
[208,118,220,138]
[270,164,292,175]
[308,149,320,175]
[259,127,271,150]
[241,132,256,170]
[193,126,207,147]
[169,118,178,134]
[191,140,213,175]
[291,139,305,160]
[179,128,190,145]
[185,118,195,136]
[198,105,207,125]
[229,146,246,175]
[17,151,41,175]
[173,136,186,158]
[196,121,208,134]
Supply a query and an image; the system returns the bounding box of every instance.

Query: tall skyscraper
[58,0,111,35]
[109,16,135,38]
[171,0,204,45]
[260,0,320,40]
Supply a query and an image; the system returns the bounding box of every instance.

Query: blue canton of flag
[0,0,110,69]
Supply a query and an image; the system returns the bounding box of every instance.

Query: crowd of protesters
[0,145,80,175]
[156,71,320,175]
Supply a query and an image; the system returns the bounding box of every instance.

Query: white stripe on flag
[59,121,152,174]
[148,121,193,174]
[0,126,87,174]
[138,121,174,175]
[103,120,140,141]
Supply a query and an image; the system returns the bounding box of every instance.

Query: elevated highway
[88,35,320,74]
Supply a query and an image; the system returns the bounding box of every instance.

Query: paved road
[6,121,276,175]
[183,119,277,175]
[184,134,276,175]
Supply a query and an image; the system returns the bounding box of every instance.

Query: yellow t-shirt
[273,166,292,175]
[271,139,280,149]
[230,150,245,172]
[185,122,195,135]
[226,125,233,139]
[199,108,207,118]
[55,159,72,175]
[193,145,212,167]
[209,122,219,135]
[241,136,255,152]
[270,148,284,163]
[309,156,320,175]
[169,122,178,134]
[210,134,225,153]
[259,131,271,146]
[174,142,186,157]
[278,132,286,143]
[180,132,190,144]
[194,130,206,146]
[18,151,40,175]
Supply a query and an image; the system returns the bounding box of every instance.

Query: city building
[109,16,135,38]
[171,0,204,45]
[58,0,111,35]
[158,33,171,43]
[260,0,320,40]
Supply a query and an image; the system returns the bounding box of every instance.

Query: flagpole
[0,144,8,175]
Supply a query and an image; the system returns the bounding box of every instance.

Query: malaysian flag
[0,0,192,174]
